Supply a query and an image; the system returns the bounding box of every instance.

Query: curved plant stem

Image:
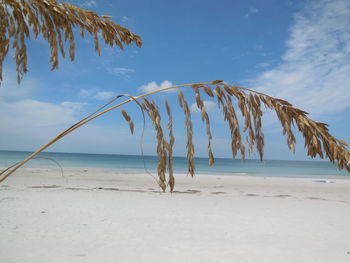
[1,80,349,184]
[0,82,213,183]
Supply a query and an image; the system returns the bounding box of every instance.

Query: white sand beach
[1,167,350,263]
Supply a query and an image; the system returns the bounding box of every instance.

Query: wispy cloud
[190,100,218,113]
[250,0,350,117]
[138,80,173,93]
[256,62,271,69]
[108,67,135,79]
[0,69,84,128]
[79,0,97,8]
[121,16,129,23]
[60,101,86,111]
[79,88,116,100]
[0,69,40,100]
[245,7,259,18]
[94,91,116,100]
[0,99,79,127]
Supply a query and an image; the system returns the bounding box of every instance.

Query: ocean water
[0,150,349,178]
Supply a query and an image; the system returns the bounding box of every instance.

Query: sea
[0,150,349,179]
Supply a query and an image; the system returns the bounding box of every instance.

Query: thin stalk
[0,80,314,183]
[0,82,213,183]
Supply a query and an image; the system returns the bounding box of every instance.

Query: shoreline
[1,165,349,180]
[1,167,350,262]
[1,150,348,178]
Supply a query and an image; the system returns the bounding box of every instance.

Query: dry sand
[1,167,350,263]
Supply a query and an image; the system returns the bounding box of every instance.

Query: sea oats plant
[1,80,350,191]
[0,1,349,191]
[0,0,142,84]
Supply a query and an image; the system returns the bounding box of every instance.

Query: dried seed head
[121,110,134,134]
[1,81,350,189]
[142,99,168,191]
[203,86,214,97]
[165,100,175,192]
[218,88,244,158]
[0,0,142,85]
[192,87,215,166]
[178,90,195,176]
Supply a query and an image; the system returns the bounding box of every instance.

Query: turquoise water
[0,150,349,178]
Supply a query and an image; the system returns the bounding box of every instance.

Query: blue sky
[0,0,350,161]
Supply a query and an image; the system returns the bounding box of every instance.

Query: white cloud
[254,44,263,51]
[80,0,97,8]
[250,8,259,14]
[250,0,350,117]
[79,88,116,100]
[0,69,83,128]
[0,99,78,127]
[190,100,218,113]
[138,80,173,93]
[94,91,116,100]
[0,69,39,100]
[60,101,86,111]
[121,16,129,23]
[256,62,271,69]
[108,67,135,78]
[245,7,259,18]
[78,88,94,97]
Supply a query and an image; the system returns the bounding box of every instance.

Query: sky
[0,0,350,161]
